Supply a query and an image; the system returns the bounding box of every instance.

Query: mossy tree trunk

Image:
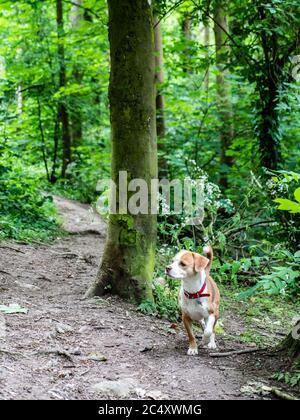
[213,3,234,190]
[279,331,300,367]
[85,0,157,304]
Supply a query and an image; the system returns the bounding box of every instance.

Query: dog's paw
[187,347,198,356]
[207,341,217,350]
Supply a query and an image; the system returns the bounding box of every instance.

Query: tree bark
[255,6,282,171]
[69,0,85,148]
[56,0,71,178]
[203,25,210,96]
[85,0,157,304]
[50,111,60,183]
[154,15,166,138]
[182,14,192,73]
[213,4,234,190]
[154,14,167,177]
[279,331,300,367]
[256,82,281,170]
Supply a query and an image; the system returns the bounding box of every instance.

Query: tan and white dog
[166,246,220,355]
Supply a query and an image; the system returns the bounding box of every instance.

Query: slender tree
[213,2,234,190]
[254,3,283,171]
[85,0,157,303]
[203,25,210,95]
[154,15,166,139]
[181,13,192,73]
[69,0,94,149]
[154,14,167,177]
[69,0,83,148]
[16,48,23,114]
[56,0,71,178]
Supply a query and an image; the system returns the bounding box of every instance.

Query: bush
[0,152,61,241]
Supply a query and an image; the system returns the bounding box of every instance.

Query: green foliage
[0,152,61,241]
[215,256,262,285]
[273,174,300,213]
[138,275,180,321]
[157,171,235,249]
[274,193,300,214]
[238,250,300,300]
[273,371,300,387]
[266,170,300,249]
[0,0,110,194]
[152,281,180,321]
[137,299,157,316]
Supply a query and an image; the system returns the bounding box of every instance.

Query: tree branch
[210,348,267,357]
[154,0,186,28]
[63,0,104,22]
[225,220,276,236]
[189,0,258,67]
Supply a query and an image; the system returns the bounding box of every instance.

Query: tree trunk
[255,9,282,171]
[16,48,23,114]
[70,0,84,148]
[256,84,281,170]
[85,0,157,304]
[278,331,300,367]
[56,0,71,178]
[203,25,210,96]
[154,15,165,138]
[213,4,234,190]
[182,14,192,73]
[154,14,167,177]
[50,111,60,184]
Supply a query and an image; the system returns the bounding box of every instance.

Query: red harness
[184,281,210,299]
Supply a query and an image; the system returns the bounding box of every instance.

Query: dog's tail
[203,245,213,274]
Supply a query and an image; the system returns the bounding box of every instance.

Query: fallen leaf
[88,352,107,362]
[0,304,28,314]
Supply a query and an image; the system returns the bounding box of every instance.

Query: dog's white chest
[179,291,209,321]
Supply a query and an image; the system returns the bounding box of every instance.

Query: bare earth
[0,196,290,400]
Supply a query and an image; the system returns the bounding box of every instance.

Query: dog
[165,246,220,355]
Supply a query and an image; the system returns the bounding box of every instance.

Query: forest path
[0,195,275,400]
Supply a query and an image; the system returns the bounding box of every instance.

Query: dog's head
[165,250,209,280]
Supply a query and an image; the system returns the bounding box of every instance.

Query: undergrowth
[0,154,62,242]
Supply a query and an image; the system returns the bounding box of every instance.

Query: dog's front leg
[202,314,217,349]
[182,313,198,355]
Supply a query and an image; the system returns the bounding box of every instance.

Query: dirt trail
[0,196,278,400]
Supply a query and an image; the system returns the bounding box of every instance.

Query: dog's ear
[193,253,209,272]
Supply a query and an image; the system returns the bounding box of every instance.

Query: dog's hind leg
[182,313,198,355]
[202,314,217,349]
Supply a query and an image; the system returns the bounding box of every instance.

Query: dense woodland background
[0,0,299,388]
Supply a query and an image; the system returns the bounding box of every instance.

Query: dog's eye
[180,262,187,267]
